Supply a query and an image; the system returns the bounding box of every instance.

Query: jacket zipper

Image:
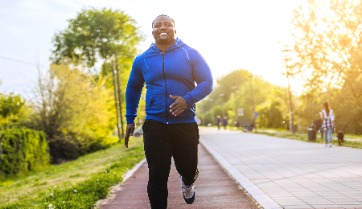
[161,52,169,124]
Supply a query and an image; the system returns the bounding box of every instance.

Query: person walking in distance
[124,14,213,209]
[216,115,221,130]
[320,102,335,147]
[222,116,228,130]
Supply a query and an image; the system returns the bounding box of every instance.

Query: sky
[0,0,300,100]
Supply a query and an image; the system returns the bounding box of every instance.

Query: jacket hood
[150,38,186,52]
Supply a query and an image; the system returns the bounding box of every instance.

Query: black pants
[142,120,199,209]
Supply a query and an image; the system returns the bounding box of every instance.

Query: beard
[153,31,175,45]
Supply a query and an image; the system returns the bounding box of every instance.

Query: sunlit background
[1,2,362,205]
[0,0,299,98]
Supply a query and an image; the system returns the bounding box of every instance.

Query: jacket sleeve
[183,49,214,106]
[125,56,144,124]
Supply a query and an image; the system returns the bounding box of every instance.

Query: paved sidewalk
[99,142,260,209]
[200,127,362,209]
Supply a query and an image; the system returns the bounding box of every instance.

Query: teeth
[160,33,168,38]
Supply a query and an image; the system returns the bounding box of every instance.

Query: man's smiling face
[152,15,176,45]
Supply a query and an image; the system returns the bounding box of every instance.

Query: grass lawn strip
[0,137,144,208]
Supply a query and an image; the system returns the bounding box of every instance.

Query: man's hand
[125,123,135,148]
[170,95,187,117]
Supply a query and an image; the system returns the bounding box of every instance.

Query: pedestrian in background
[222,116,228,130]
[124,14,213,209]
[320,102,335,147]
[216,115,221,130]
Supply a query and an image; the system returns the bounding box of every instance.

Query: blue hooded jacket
[125,38,213,124]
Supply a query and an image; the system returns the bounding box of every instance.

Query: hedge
[0,128,50,175]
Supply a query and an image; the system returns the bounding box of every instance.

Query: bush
[0,128,50,175]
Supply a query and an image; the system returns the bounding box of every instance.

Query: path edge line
[200,140,282,209]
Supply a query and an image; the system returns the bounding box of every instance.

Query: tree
[292,0,361,88]
[198,69,290,129]
[0,93,32,129]
[290,0,362,133]
[34,65,117,163]
[51,8,142,67]
[51,8,144,139]
[209,70,252,102]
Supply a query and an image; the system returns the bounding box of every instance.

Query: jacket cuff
[183,94,194,107]
[126,117,135,124]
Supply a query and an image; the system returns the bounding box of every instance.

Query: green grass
[0,136,145,209]
[210,125,362,149]
[254,128,362,149]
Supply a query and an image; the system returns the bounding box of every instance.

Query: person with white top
[320,102,335,147]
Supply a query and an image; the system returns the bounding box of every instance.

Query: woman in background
[320,102,335,147]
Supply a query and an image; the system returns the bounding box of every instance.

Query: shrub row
[0,128,50,175]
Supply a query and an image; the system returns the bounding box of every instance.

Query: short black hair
[152,14,175,28]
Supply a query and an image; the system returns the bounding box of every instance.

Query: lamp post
[249,75,257,132]
[282,48,295,134]
[219,93,225,118]
[286,70,295,134]
[209,98,214,125]
[231,86,239,129]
